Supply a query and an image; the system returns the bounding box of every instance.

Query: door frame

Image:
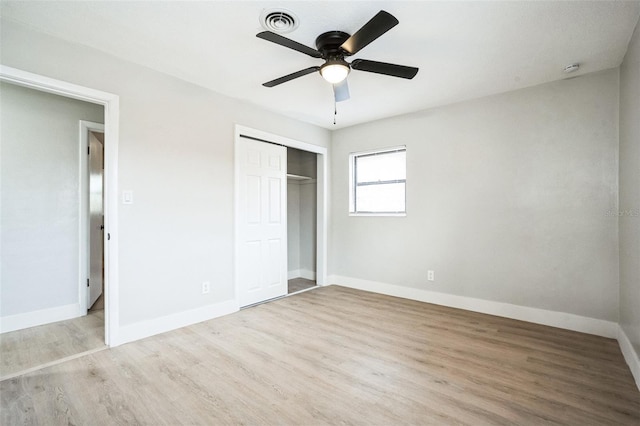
[80,120,105,313]
[1,65,120,346]
[234,125,328,308]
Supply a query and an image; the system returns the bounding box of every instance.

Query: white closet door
[237,137,287,307]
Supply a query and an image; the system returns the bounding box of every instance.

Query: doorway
[79,119,106,318]
[234,125,328,308]
[0,86,110,379]
[0,65,120,349]
[287,147,317,294]
[87,127,105,311]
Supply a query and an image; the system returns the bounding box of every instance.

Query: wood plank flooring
[0,310,105,379]
[288,277,316,294]
[2,286,639,425]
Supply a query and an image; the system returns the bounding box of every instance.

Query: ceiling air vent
[260,9,299,33]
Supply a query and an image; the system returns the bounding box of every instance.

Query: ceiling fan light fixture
[320,61,350,84]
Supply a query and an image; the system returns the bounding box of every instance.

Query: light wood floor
[2,286,639,425]
[288,277,316,294]
[0,310,105,379]
[90,293,104,311]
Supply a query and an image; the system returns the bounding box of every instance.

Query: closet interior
[287,147,317,293]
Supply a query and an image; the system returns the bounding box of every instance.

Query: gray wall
[287,181,301,273]
[0,82,104,317]
[287,148,317,179]
[287,148,317,277]
[330,69,620,321]
[0,20,330,327]
[619,18,640,355]
[299,181,317,274]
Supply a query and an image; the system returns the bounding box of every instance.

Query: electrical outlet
[427,270,435,281]
[202,281,210,294]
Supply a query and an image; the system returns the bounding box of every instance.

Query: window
[349,147,406,215]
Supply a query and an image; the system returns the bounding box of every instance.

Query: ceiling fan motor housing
[315,31,351,60]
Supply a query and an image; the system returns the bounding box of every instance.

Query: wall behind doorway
[619,16,640,362]
[0,82,104,327]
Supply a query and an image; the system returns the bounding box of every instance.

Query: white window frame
[349,146,407,217]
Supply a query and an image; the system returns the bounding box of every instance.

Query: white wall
[619,18,640,363]
[0,82,103,319]
[0,20,330,330]
[330,69,620,322]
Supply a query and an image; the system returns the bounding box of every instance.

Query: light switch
[122,190,133,204]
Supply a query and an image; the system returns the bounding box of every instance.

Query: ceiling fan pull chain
[334,99,337,125]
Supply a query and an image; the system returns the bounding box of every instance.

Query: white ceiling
[2,1,639,129]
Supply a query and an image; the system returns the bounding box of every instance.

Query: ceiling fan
[256,10,419,104]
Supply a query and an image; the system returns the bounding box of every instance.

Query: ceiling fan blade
[333,80,350,102]
[262,67,320,87]
[340,10,399,55]
[351,59,418,79]
[256,31,322,58]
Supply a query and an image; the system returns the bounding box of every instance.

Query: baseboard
[300,269,316,280]
[115,299,238,346]
[288,269,316,281]
[329,275,618,338]
[618,325,640,391]
[0,303,84,334]
[288,269,301,280]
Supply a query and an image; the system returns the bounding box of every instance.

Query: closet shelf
[286,173,313,181]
